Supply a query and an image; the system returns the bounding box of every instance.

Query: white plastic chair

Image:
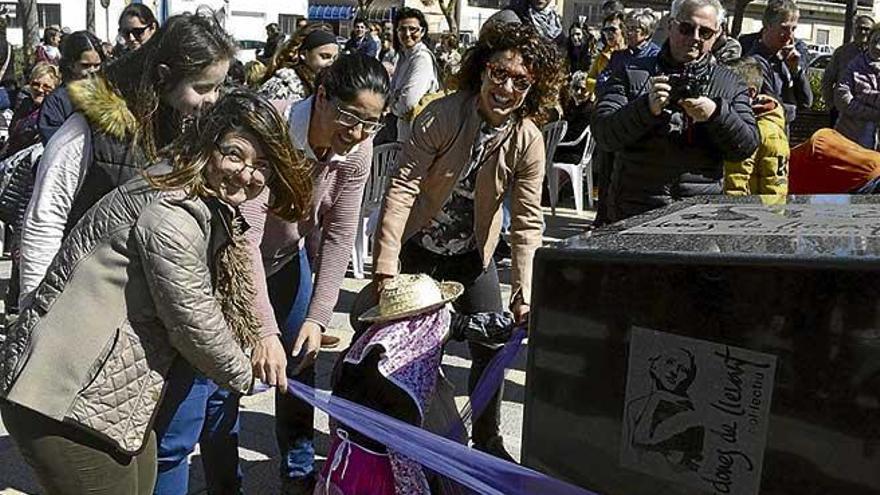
[540,120,568,216]
[550,125,596,216]
[351,142,402,278]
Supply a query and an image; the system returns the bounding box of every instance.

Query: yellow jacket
[724,96,789,195]
[585,47,614,95]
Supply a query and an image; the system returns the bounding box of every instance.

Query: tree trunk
[843,0,857,44]
[18,0,38,65]
[86,0,96,34]
[440,0,458,34]
[357,0,375,16]
[730,0,753,38]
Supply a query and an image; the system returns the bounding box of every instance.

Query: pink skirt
[314,429,396,495]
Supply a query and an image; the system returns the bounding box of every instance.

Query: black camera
[667,66,711,103]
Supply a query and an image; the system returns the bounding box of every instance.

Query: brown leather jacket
[373,91,545,305]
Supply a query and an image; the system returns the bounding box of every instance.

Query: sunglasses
[396,26,423,35]
[120,25,151,39]
[486,63,532,92]
[335,106,384,134]
[30,81,55,92]
[673,19,717,41]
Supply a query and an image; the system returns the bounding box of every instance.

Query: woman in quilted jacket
[0,90,311,495]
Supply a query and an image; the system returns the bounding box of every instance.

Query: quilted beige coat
[0,175,255,454]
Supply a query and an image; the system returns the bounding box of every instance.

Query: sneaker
[474,435,516,463]
[281,474,317,495]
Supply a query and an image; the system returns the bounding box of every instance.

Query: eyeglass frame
[214,143,274,183]
[334,105,385,135]
[485,62,533,93]
[672,18,718,41]
[396,25,424,35]
[29,80,56,93]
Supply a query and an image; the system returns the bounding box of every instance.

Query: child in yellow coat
[723,57,790,195]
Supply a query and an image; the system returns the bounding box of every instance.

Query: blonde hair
[30,62,62,86]
[244,60,267,89]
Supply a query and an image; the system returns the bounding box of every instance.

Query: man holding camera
[592,0,759,222]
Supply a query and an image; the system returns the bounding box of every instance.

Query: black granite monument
[523,195,880,495]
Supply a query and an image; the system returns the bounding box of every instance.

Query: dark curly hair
[451,23,564,126]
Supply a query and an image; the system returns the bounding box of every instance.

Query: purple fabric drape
[285,379,598,495]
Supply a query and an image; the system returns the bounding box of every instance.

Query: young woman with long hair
[118,3,159,51]
[388,7,439,143]
[0,89,311,495]
[37,30,106,144]
[258,24,339,101]
[20,12,236,304]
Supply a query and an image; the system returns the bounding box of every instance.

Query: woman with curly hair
[372,22,563,461]
[0,89,311,495]
[258,25,339,101]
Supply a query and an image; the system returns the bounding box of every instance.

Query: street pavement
[0,206,594,494]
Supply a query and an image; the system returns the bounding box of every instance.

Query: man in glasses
[592,0,759,222]
[823,15,875,127]
[748,0,812,129]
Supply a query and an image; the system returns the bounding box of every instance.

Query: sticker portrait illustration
[621,329,778,495]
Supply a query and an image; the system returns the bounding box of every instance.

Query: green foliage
[809,71,826,112]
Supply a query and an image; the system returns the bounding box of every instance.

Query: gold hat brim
[358,281,464,323]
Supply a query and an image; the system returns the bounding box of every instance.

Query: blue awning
[309,4,354,21]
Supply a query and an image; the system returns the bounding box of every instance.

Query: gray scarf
[529,4,562,41]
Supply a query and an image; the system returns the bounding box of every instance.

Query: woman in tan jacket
[372,22,563,461]
[0,90,311,495]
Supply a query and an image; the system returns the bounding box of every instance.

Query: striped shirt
[242,96,372,335]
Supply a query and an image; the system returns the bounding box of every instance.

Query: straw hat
[358,274,463,323]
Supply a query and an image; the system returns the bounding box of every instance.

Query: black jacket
[592,48,759,221]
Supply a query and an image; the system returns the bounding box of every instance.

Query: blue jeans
[153,360,242,495]
[267,249,316,480]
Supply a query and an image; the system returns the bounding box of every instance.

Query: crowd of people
[0,0,879,493]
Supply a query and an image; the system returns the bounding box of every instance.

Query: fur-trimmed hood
[67,76,139,140]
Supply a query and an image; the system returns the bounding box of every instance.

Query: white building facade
[1,0,307,46]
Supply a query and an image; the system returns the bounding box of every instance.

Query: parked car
[806,43,834,60]
[807,53,831,80]
[237,39,266,63]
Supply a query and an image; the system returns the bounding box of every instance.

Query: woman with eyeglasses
[37,30,106,145]
[118,3,158,52]
[388,7,439,143]
[585,11,626,97]
[4,63,60,158]
[0,89,311,495]
[237,53,389,493]
[259,25,339,101]
[372,22,563,461]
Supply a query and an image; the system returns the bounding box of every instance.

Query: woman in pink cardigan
[243,54,390,493]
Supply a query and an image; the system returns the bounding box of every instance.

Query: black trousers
[399,240,505,444]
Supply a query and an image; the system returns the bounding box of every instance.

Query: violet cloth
[324,307,451,495]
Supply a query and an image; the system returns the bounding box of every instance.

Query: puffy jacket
[592,46,759,221]
[724,96,789,195]
[0,174,255,454]
[834,52,880,150]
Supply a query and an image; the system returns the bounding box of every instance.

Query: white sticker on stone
[621,327,777,495]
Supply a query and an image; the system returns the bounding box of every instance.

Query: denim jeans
[267,249,316,481]
[153,359,242,495]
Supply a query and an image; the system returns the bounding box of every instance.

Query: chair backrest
[580,126,597,166]
[542,120,568,164]
[366,142,402,205]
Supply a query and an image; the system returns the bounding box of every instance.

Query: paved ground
[0,206,594,494]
